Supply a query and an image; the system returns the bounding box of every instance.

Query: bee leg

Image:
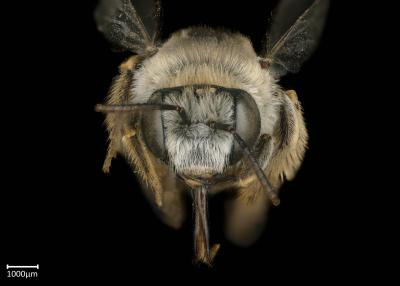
[286,89,297,102]
[101,56,141,173]
[122,128,187,229]
[224,182,269,246]
[122,129,163,207]
[102,144,117,174]
[286,89,302,111]
[100,55,187,228]
[266,89,308,183]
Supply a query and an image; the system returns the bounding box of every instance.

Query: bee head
[142,85,261,180]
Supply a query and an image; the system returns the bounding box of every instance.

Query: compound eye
[141,91,166,161]
[230,90,261,164]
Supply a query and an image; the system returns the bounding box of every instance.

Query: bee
[94,0,329,265]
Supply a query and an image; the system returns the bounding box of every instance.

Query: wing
[95,0,161,55]
[263,0,330,78]
[224,181,270,247]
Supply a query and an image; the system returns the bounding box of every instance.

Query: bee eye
[141,92,166,161]
[230,90,261,164]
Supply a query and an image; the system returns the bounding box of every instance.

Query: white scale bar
[6,264,39,270]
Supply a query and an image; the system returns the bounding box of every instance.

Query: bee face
[142,85,261,179]
[163,86,235,178]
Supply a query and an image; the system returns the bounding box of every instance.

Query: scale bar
[6,265,39,270]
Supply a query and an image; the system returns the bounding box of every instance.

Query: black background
[2,0,387,283]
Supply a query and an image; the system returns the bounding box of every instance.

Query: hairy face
[163,86,234,177]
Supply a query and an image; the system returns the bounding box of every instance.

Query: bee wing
[263,0,329,78]
[95,0,161,55]
[225,182,270,247]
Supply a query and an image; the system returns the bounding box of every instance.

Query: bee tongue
[192,184,220,265]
